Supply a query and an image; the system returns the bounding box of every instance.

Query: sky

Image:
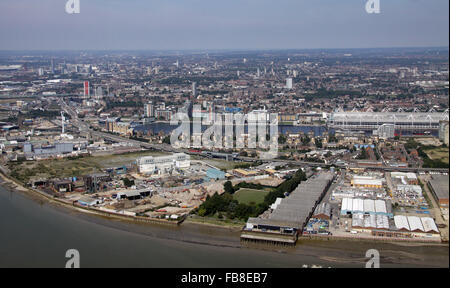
[0,0,448,50]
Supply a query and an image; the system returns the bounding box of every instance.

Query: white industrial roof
[394,215,410,231]
[407,216,424,232]
[364,199,375,213]
[354,198,364,213]
[353,179,383,186]
[420,217,439,233]
[376,215,390,230]
[342,197,352,211]
[375,200,387,214]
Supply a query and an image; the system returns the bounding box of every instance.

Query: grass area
[233,188,271,205]
[424,147,449,164]
[7,151,168,183]
[193,157,242,170]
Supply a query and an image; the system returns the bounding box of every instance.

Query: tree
[198,207,207,217]
[224,181,235,194]
[315,138,323,149]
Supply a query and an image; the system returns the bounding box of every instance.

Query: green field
[233,188,271,205]
[424,147,449,164]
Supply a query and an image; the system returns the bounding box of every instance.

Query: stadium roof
[330,112,449,124]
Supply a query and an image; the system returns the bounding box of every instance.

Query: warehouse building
[116,188,153,201]
[24,142,74,158]
[242,173,334,245]
[341,198,393,218]
[78,196,102,207]
[312,202,332,220]
[352,213,390,231]
[351,176,383,188]
[427,175,449,208]
[394,215,440,237]
[137,153,190,175]
[391,172,419,185]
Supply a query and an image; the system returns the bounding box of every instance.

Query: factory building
[242,173,334,245]
[78,196,101,207]
[427,175,449,208]
[116,188,153,201]
[137,153,190,175]
[24,142,74,158]
[351,176,383,188]
[351,213,390,232]
[394,215,440,237]
[391,172,419,185]
[312,202,331,220]
[340,198,393,218]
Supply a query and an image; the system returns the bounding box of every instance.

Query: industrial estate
[0,48,448,250]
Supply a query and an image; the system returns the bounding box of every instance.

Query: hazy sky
[0,0,448,50]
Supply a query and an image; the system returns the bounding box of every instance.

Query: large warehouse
[328,111,449,133]
[341,198,393,218]
[137,153,190,175]
[427,175,449,208]
[242,173,334,245]
[394,215,440,236]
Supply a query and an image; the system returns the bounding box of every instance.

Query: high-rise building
[51,59,55,74]
[84,81,90,97]
[192,82,197,98]
[286,78,293,89]
[38,68,44,76]
[144,101,155,118]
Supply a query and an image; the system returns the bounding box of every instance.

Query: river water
[0,182,448,268]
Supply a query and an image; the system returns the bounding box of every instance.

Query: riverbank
[1,176,448,268]
[1,170,448,247]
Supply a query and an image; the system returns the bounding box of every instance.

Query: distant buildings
[105,119,132,136]
[286,78,293,89]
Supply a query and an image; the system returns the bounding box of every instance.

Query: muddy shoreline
[1,174,448,268]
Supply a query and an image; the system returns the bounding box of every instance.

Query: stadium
[328,111,449,135]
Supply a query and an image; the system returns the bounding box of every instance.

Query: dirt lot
[7,151,168,183]
[424,147,449,164]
